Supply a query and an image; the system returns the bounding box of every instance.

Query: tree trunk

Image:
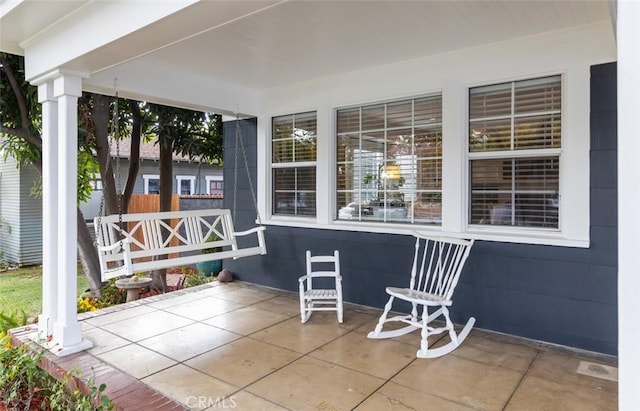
[151,142,174,292]
[77,208,102,297]
[121,100,142,214]
[91,94,119,215]
[34,157,104,296]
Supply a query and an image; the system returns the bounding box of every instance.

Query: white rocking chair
[368,233,475,358]
[298,250,344,323]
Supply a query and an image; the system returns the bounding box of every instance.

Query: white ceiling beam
[22,0,198,81]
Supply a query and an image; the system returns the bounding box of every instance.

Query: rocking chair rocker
[368,233,475,358]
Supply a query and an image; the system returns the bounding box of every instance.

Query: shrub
[0,333,114,410]
[0,308,27,334]
[185,272,212,288]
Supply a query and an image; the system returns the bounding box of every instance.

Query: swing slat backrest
[94,209,266,281]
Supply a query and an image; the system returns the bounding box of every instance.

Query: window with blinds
[336,95,442,224]
[272,111,317,216]
[469,76,561,228]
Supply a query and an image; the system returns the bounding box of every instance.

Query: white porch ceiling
[1,0,612,114]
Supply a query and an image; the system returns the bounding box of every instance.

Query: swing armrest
[97,237,132,253]
[233,226,266,237]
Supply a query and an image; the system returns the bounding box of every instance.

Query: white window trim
[269,111,318,217]
[142,174,159,195]
[256,26,597,248]
[205,175,223,195]
[176,175,196,195]
[258,72,589,248]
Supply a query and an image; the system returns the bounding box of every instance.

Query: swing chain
[94,84,124,252]
[233,114,262,225]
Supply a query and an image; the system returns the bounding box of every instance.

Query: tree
[0,53,105,294]
[1,52,222,295]
[0,53,147,296]
[147,103,222,291]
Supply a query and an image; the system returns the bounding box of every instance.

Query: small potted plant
[196,234,222,277]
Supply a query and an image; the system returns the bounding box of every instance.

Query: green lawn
[0,266,89,319]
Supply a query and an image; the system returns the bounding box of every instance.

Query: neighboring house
[81,138,223,221]
[3,2,639,404]
[0,139,222,265]
[0,151,42,266]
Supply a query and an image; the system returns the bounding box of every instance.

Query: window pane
[337,134,359,162]
[294,111,317,161]
[387,100,412,128]
[470,159,513,191]
[180,180,191,195]
[362,105,385,131]
[469,118,512,152]
[148,179,159,194]
[337,108,360,133]
[514,157,559,191]
[416,158,442,190]
[274,192,296,215]
[469,82,512,118]
[273,115,293,139]
[514,114,561,150]
[514,76,561,114]
[337,163,351,191]
[415,96,442,126]
[514,193,559,228]
[412,192,442,224]
[415,128,442,158]
[361,132,385,155]
[387,128,412,160]
[272,139,293,163]
[296,167,316,191]
[295,138,316,162]
[470,157,559,228]
[296,192,316,216]
[273,167,316,216]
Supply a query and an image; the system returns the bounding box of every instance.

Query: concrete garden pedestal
[115,277,153,302]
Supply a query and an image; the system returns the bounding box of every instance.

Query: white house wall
[256,21,616,247]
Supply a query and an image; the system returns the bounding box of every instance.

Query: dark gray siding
[223,62,618,355]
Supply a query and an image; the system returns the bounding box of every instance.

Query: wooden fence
[127,194,181,260]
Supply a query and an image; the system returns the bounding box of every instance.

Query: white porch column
[36,80,58,339]
[50,73,92,356]
[617,0,640,408]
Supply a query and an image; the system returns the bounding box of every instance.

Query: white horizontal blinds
[336,94,442,224]
[272,111,317,216]
[469,76,561,229]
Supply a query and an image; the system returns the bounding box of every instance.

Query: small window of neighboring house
[143,174,160,194]
[90,174,103,191]
[205,176,224,197]
[272,111,317,216]
[176,175,196,195]
[468,75,561,229]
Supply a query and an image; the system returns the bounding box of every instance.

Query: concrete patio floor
[12,280,618,410]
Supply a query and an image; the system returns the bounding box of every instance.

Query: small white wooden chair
[298,250,344,323]
[368,233,475,358]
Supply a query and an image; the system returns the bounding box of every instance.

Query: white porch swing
[94,98,266,282]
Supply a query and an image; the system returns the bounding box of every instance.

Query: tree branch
[0,123,42,149]
[0,55,31,133]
